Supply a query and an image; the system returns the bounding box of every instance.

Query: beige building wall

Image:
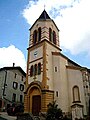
[67,68,87,115]
[29,20,59,48]
[28,46,43,84]
[46,43,60,90]
[52,54,69,113]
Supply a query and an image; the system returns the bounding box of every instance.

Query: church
[24,10,90,119]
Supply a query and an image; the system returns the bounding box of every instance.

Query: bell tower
[29,10,60,48]
[24,10,61,115]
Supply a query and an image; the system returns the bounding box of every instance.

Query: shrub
[46,101,63,120]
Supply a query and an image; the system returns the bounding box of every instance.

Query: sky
[0,0,90,72]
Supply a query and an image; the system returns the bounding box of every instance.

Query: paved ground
[0,112,16,120]
[0,116,7,120]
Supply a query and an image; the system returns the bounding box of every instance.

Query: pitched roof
[0,66,26,76]
[52,52,81,68]
[38,10,51,20]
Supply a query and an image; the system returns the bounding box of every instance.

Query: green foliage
[46,101,63,120]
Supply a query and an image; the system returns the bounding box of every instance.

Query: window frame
[38,27,41,42]
[20,84,24,91]
[38,63,41,75]
[49,28,52,42]
[33,30,37,44]
[14,73,17,78]
[54,66,58,72]
[30,65,33,77]
[56,91,58,97]
[34,64,37,75]
[72,85,80,103]
[13,82,18,89]
[53,31,56,44]
[12,93,16,102]
[20,95,23,103]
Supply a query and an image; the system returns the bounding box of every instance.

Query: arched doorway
[29,85,41,116]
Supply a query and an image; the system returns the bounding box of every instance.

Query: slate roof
[29,10,59,31]
[38,10,51,20]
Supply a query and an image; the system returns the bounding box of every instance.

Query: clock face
[34,51,38,58]
[30,46,43,61]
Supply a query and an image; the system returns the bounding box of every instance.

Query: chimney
[13,63,15,67]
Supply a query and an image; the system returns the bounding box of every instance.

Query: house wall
[0,68,26,110]
[0,71,5,98]
[5,69,25,103]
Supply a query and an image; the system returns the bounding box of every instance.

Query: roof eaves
[0,66,26,76]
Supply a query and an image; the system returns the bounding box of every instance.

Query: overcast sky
[0,0,90,71]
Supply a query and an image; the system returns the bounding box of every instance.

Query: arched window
[30,65,33,77]
[38,27,41,42]
[49,28,52,41]
[53,31,56,44]
[34,64,37,75]
[73,86,80,102]
[38,63,41,75]
[33,30,37,44]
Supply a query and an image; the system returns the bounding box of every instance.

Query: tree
[46,101,63,120]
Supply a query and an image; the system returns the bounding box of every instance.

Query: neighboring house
[24,10,90,119]
[0,64,26,111]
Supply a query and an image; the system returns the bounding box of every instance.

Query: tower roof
[29,10,59,31]
[38,10,51,20]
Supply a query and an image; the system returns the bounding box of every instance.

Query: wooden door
[32,95,41,116]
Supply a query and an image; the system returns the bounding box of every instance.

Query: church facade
[24,10,90,119]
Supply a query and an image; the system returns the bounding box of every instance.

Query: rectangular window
[54,67,58,72]
[14,73,17,78]
[12,93,16,102]
[22,76,23,81]
[20,95,23,103]
[56,91,58,97]
[20,84,24,91]
[13,82,18,89]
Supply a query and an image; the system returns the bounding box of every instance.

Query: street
[0,112,16,120]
